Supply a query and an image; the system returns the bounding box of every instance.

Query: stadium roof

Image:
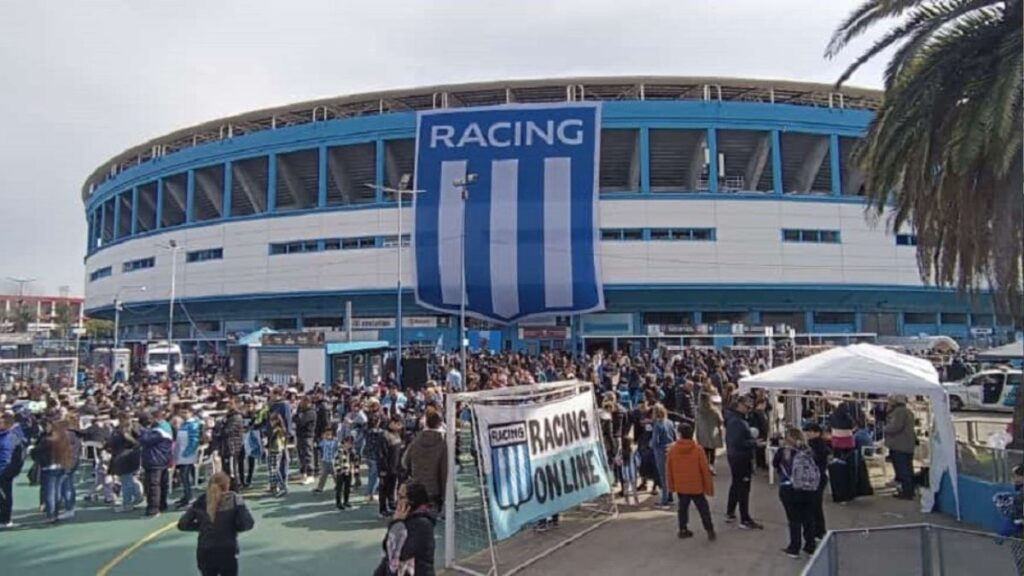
[82,76,882,202]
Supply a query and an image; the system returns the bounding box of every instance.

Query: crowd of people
[0,344,999,575]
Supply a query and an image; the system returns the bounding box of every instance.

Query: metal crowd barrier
[802,524,1023,576]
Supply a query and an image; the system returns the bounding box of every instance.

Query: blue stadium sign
[413,103,605,324]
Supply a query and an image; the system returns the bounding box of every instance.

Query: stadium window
[381,234,411,248]
[972,314,994,327]
[940,313,967,325]
[600,229,623,241]
[781,229,841,244]
[269,243,287,255]
[703,311,747,324]
[161,173,188,228]
[275,149,319,212]
[642,312,693,325]
[186,248,223,263]
[327,143,378,205]
[650,228,672,241]
[135,182,158,232]
[813,311,854,325]
[193,164,225,222]
[89,267,112,282]
[323,238,342,251]
[231,156,269,216]
[896,234,918,246]
[342,236,376,250]
[599,129,640,193]
[904,312,937,324]
[123,257,155,273]
[621,229,643,241]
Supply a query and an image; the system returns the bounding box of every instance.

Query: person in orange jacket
[666,421,716,540]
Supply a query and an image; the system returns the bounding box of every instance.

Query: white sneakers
[303,476,314,486]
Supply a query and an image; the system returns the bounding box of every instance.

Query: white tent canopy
[739,343,959,518]
[977,340,1023,361]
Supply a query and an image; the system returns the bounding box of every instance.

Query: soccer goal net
[0,356,79,391]
[444,380,617,576]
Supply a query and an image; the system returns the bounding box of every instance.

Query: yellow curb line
[96,520,177,576]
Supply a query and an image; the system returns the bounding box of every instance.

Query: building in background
[0,294,83,334]
[80,77,1015,360]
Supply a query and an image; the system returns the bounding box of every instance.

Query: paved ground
[1,416,1011,576]
[0,463,975,576]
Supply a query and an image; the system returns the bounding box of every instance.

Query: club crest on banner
[488,422,534,511]
[413,103,605,324]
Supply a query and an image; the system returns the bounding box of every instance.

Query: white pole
[168,245,177,344]
[459,185,467,388]
[113,297,121,350]
[443,391,456,568]
[74,301,84,390]
[397,192,403,389]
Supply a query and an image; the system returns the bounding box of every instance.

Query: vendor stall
[739,343,960,518]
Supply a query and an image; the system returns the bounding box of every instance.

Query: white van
[145,341,183,377]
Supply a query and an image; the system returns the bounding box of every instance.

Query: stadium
[81,76,1014,364]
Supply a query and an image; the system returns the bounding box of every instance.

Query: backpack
[789,448,821,492]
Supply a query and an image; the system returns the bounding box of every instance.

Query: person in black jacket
[312,394,330,475]
[377,415,405,517]
[294,398,317,485]
[724,397,763,529]
[374,482,437,576]
[803,423,831,539]
[107,415,143,512]
[178,471,255,576]
[139,412,174,517]
[219,403,246,491]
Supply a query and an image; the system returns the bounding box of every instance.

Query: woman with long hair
[772,427,818,558]
[178,471,255,576]
[695,392,724,473]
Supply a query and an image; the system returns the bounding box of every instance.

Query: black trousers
[704,448,716,467]
[143,467,169,515]
[726,455,753,522]
[223,450,246,491]
[676,493,714,532]
[197,547,238,576]
[244,456,256,486]
[812,479,827,538]
[378,474,397,515]
[779,486,817,553]
[334,473,351,508]
[0,474,13,524]
[297,436,314,476]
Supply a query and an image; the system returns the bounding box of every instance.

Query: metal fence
[802,524,1023,576]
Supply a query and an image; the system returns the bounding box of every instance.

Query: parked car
[944,368,1021,412]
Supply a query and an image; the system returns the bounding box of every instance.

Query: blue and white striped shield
[488,422,534,510]
[414,103,605,324]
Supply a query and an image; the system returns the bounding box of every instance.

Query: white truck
[145,341,183,377]
[944,368,1021,412]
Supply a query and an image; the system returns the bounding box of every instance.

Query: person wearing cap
[724,396,763,529]
[884,394,916,500]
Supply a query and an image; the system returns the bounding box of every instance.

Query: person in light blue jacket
[649,403,677,507]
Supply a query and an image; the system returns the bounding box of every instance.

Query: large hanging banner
[472,389,611,540]
[413,103,605,324]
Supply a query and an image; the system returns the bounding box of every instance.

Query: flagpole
[453,174,477,385]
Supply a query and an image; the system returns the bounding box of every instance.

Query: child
[334,435,358,510]
[266,414,288,498]
[313,429,338,494]
[619,436,640,505]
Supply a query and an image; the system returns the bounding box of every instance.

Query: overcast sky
[0,0,887,297]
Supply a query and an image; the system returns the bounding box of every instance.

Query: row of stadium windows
[268,234,410,255]
[638,310,989,329]
[86,129,868,254]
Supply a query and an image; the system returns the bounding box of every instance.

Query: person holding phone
[374,482,437,576]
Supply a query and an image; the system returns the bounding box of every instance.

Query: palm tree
[827,0,1022,316]
[827,0,1023,445]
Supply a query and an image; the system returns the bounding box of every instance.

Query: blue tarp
[325,340,391,355]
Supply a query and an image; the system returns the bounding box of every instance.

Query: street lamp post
[365,175,424,389]
[113,285,147,349]
[452,174,478,385]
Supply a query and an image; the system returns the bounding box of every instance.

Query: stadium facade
[81,77,1013,358]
